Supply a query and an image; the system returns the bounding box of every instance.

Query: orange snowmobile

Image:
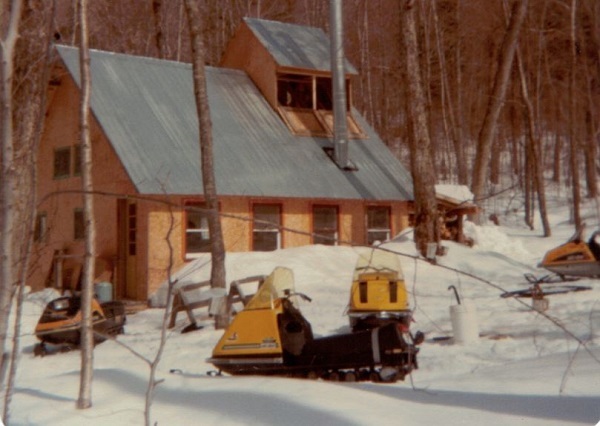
[34,295,126,356]
[539,227,600,279]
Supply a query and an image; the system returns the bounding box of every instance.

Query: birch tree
[3,1,56,421]
[77,0,96,409]
[0,0,24,395]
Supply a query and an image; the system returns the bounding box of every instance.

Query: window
[53,147,71,179]
[73,144,82,176]
[367,206,391,245]
[34,212,47,243]
[74,209,84,240]
[252,204,281,251]
[313,205,338,245]
[276,73,365,139]
[277,74,313,108]
[185,201,211,257]
[315,77,333,110]
[127,202,137,256]
[53,145,82,178]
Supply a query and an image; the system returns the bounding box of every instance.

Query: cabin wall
[32,73,138,298]
[142,197,411,298]
[220,23,278,109]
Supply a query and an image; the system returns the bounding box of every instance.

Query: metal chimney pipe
[330,0,350,169]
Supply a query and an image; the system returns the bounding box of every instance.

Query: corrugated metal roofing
[243,17,358,74]
[56,45,413,201]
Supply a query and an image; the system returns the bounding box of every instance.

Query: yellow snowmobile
[539,227,600,279]
[347,249,413,332]
[34,295,126,356]
[208,267,420,382]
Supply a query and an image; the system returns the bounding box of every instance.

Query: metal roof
[243,18,358,74]
[56,45,413,201]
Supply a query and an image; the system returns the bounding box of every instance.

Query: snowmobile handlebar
[283,289,312,302]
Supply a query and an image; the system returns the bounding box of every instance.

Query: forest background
[5,0,599,243]
[53,0,600,197]
[15,0,598,195]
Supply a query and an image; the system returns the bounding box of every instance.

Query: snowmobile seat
[278,299,313,356]
[588,231,600,260]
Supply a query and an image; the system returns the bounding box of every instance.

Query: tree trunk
[3,1,56,421]
[583,59,598,199]
[401,0,439,257]
[516,46,551,236]
[151,0,166,58]
[77,0,95,410]
[471,0,528,219]
[453,0,468,185]
[569,0,582,229]
[0,0,24,395]
[183,0,228,329]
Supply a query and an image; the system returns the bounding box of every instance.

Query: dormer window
[278,74,313,108]
[277,73,366,139]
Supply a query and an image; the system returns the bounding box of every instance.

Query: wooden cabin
[31,18,414,302]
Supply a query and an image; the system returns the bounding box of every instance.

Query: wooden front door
[118,199,137,299]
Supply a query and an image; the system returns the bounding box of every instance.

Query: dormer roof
[243,17,358,74]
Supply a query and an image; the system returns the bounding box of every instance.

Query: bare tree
[470,0,527,219]
[401,0,439,257]
[516,46,551,236]
[151,0,166,58]
[77,0,96,409]
[0,0,24,396]
[3,1,57,421]
[569,0,582,229]
[183,0,228,329]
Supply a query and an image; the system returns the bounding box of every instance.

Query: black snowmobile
[208,267,421,382]
[34,295,126,356]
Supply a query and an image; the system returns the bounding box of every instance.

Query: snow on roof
[435,184,475,205]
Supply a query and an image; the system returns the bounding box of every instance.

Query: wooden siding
[221,23,279,109]
[33,72,140,298]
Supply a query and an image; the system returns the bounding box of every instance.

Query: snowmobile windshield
[567,226,585,243]
[245,267,295,310]
[354,249,403,280]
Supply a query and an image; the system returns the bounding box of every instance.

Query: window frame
[53,146,72,179]
[184,201,212,259]
[252,203,282,252]
[276,73,365,139]
[366,205,392,246]
[73,208,84,240]
[73,144,82,176]
[312,205,339,246]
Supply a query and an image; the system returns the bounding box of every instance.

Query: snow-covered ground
[9,194,600,425]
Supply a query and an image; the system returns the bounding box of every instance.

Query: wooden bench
[168,280,212,329]
[228,275,267,313]
[168,275,266,329]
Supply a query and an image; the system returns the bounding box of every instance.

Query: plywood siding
[220,23,278,109]
[32,73,138,296]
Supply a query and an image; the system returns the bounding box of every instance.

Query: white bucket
[449,300,479,344]
[532,297,549,312]
[95,281,113,303]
